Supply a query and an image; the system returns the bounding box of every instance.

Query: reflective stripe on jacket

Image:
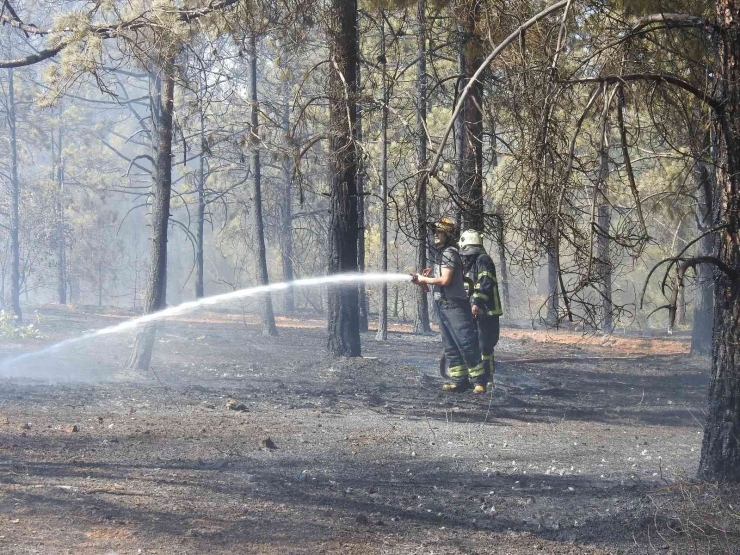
[465,252,503,317]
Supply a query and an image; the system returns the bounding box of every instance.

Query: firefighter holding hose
[411,218,487,393]
[459,229,503,388]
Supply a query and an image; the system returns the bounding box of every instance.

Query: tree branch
[561,74,722,114]
[415,0,570,201]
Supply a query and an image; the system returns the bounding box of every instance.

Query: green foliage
[0,311,43,340]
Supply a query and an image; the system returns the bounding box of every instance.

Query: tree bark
[195,110,206,299]
[356,14,369,332]
[97,261,103,307]
[495,210,510,314]
[249,35,278,336]
[327,0,361,356]
[691,144,715,355]
[126,59,175,371]
[455,0,484,233]
[698,0,740,481]
[280,80,295,312]
[413,0,432,334]
[546,246,558,323]
[54,116,67,305]
[7,68,21,321]
[376,15,388,342]
[596,130,612,334]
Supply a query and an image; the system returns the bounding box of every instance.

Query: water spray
[1,272,414,372]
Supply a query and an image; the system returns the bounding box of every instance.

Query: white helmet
[459,229,483,249]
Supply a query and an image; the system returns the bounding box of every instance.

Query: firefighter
[412,218,487,393]
[458,229,503,388]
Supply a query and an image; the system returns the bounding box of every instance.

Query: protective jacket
[431,243,485,387]
[461,246,503,317]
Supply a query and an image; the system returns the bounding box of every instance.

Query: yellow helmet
[433,217,456,236]
[459,229,483,249]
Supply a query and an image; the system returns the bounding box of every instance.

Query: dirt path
[0,307,717,553]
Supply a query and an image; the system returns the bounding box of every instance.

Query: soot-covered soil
[0,306,721,553]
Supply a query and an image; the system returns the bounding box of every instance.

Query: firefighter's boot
[469,363,487,394]
[443,365,469,392]
[483,355,495,388]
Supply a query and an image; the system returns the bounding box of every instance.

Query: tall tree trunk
[7,68,21,322]
[126,59,175,371]
[455,0,484,233]
[495,210,510,314]
[596,129,612,333]
[546,246,558,323]
[376,15,389,341]
[249,35,278,336]
[698,0,740,481]
[280,81,295,312]
[195,110,206,299]
[356,16,369,332]
[54,116,67,305]
[691,138,715,355]
[413,0,432,334]
[327,0,361,356]
[97,261,103,307]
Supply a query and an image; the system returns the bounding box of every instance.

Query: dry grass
[643,481,740,554]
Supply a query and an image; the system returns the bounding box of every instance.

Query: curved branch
[0,45,65,69]
[562,74,722,114]
[667,256,740,332]
[415,0,570,201]
[632,13,711,33]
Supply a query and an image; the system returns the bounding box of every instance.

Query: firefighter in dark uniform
[412,218,487,393]
[458,230,503,388]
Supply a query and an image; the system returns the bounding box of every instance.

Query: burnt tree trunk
[249,35,278,336]
[53,116,67,305]
[376,15,388,342]
[690,129,716,354]
[455,0,484,233]
[126,59,175,371]
[546,246,558,324]
[413,0,432,334]
[596,122,612,334]
[327,0,361,356]
[698,0,740,481]
[691,144,715,355]
[495,210,510,314]
[7,68,21,321]
[280,80,295,312]
[195,110,206,299]
[356,17,369,332]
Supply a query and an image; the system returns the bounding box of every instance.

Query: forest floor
[0,305,737,554]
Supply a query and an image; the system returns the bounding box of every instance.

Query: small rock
[0,416,9,425]
[261,437,277,450]
[355,514,369,525]
[97,416,104,424]
[10,519,19,524]
[19,423,30,430]
[64,425,79,434]
[226,398,249,412]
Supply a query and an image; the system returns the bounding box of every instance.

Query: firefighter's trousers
[476,314,500,381]
[436,298,485,385]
